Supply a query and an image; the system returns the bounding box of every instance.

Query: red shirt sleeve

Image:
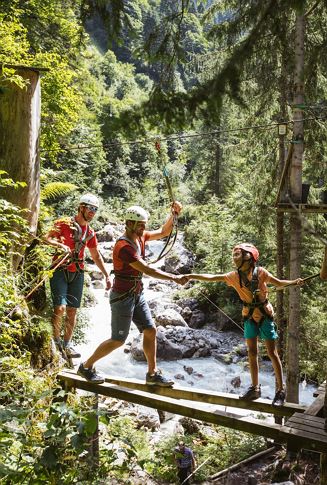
[86,232,97,249]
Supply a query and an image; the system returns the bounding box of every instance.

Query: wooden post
[286,12,305,404]
[88,394,99,469]
[321,452,327,485]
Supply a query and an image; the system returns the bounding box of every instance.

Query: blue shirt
[175,447,194,468]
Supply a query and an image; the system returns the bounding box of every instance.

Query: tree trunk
[0,67,41,268]
[276,52,288,363]
[286,13,305,403]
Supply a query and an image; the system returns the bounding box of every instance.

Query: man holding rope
[78,201,187,385]
[45,193,111,358]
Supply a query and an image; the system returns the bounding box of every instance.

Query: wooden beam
[304,393,325,417]
[57,372,327,453]
[275,143,293,205]
[276,203,327,214]
[60,369,305,418]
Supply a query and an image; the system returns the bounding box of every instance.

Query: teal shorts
[243,317,278,341]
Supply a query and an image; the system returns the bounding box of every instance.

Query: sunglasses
[84,204,98,213]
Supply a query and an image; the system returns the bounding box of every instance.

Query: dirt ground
[206,446,320,485]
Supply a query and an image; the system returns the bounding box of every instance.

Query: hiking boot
[146,370,174,387]
[77,363,104,384]
[64,344,81,359]
[239,385,261,401]
[272,389,286,407]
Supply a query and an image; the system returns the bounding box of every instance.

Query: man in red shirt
[78,202,187,385]
[46,193,111,358]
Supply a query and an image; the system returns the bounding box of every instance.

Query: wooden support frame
[276,203,327,214]
[60,369,305,418]
[57,371,327,453]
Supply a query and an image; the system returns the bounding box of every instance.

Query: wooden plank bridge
[58,369,327,454]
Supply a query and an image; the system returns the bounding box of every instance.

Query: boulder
[96,223,116,242]
[155,309,188,328]
[188,309,206,329]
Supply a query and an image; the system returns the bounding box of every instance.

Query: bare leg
[64,306,78,342]
[142,327,157,374]
[246,337,259,387]
[265,339,284,390]
[84,339,123,368]
[52,305,66,340]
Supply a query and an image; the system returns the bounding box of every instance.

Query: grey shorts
[110,290,155,341]
[50,268,84,308]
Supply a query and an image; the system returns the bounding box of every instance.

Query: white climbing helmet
[125,205,149,222]
[79,193,100,208]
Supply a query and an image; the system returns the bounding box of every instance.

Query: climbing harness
[110,235,144,304]
[151,140,178,264]
[50,218,95,283]
[238,265,271,323]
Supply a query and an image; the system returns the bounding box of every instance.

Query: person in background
[174,441,196,485]
[185,243,304,407]
[78,202,187,385]
[45,193,111,358]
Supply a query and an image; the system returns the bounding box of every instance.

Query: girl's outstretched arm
[185,273,226,282]
[268,274,304,288]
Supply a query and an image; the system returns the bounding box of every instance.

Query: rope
[148,140,178,264]
[39,116,327,154]
[180,456,211,485]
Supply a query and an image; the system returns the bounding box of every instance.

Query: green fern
[41,182,77,202]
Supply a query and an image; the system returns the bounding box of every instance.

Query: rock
[133,405,160,431]
[176,297,199,311]
[180,306,192,322]
[155,309,188,328]
[99,249,112,263]
[183,366,193,375]
[231,376,241,388]
[163,236,195,274]
[90,270,103,280]
[96,223,116,242]
[188,309,206,329]
[92,280,104,289]
[174,374,185,380]
[179,417,200,434]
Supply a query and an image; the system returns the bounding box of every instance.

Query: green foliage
[41,182,78,202]
[145,427,265,483]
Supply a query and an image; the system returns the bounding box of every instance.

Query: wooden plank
[57,372,327,453]
[304,394,325,416]
[60,369,305,418]
[282,425,327,451]
[286,416,327,438]
[289,413,326,425]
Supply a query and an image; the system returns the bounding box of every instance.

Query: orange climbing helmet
[233,243,259,262]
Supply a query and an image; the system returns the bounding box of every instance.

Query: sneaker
[77,363,104,384]
[272,389,286,407]
[64,344,81,359]
[146,370,174,387]
[239,385,261,401]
